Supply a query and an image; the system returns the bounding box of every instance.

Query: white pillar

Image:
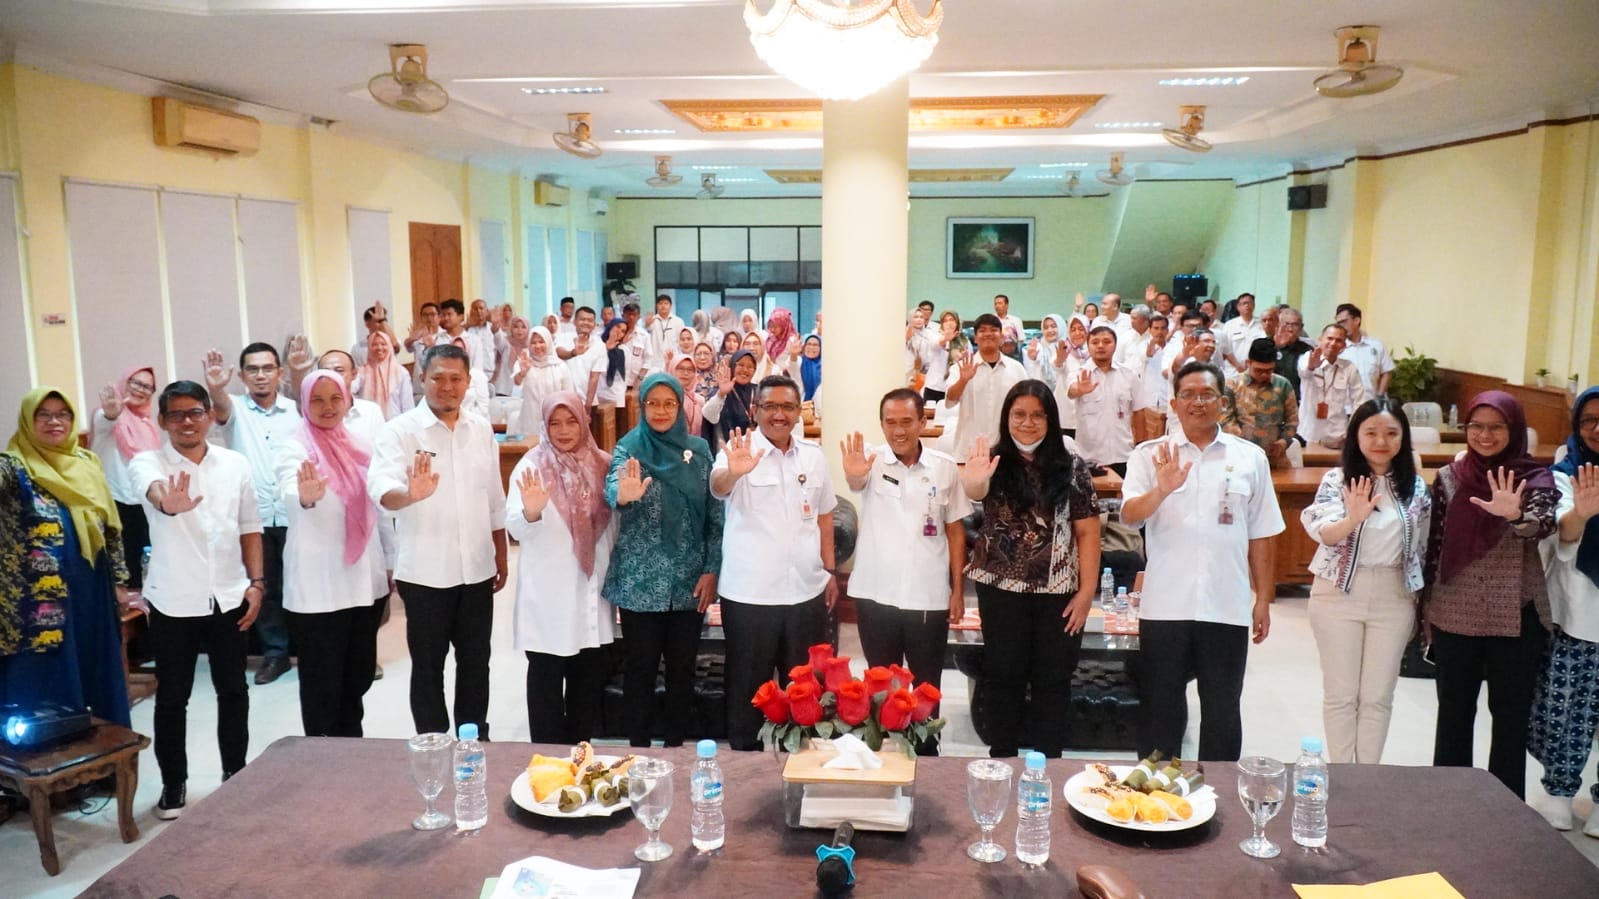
[818,78,911,494]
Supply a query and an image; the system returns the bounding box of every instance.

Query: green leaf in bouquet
[815,720,835,739]
[783,727,804,754]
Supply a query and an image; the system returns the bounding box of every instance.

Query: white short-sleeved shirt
[1222,317,1266,372]
[947,354,1028,457]
[1071,362,1147,465]
[589,351,628,406]
[623,330,651,383]
[1121,428,1285,626]
[1541,471,1599,643]
[1297,357,1369,445]
[130,443,262,618]
[1342,334,1394,394]
[274,436,388,613]
[558,332,606,396]
[848,446,972,611]
[90,410,149,505]
[366,403,506,589]
[216,393,300,527]
[504,454,617,656]
[713,430,838,605]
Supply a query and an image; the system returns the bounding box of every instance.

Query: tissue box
[781,746,917,832]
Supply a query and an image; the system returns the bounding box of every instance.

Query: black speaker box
[1288,184,1328,210]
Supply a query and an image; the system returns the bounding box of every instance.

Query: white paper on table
[798,784,912,831]
[819,734,884,770]
[489,855,641,899]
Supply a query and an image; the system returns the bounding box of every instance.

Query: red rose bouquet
[750,643,946,757]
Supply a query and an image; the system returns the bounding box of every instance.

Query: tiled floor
[5,563,1597,896]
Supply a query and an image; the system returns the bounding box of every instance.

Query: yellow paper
[1293,872,1464,899]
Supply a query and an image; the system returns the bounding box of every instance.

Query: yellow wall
[1199,178,1291,308]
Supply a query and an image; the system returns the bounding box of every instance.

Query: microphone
[815,821,857,896]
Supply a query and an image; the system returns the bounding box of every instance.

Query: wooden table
[0,720,149,876]
[801,423,945,441]
[1302,440,1559,467]
[497,435,537,491]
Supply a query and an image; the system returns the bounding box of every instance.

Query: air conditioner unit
[533,181,570,207]
[587,196,609,216]
[152,97,261,156]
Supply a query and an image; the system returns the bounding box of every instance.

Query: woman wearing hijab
[671,355,707,434]
[1025,314,1067,392]
[690,309,721,352]
[1528,387,1599,832]
[703,349,759,445]
[93,365,160,587]
[765,307,800,370]
[514,324,574,439]
[275,371,386,737]
[505,393,616,743]
[358,330,414,420]
[670,327,697,369]
[605,372,723,747]
[0,388,131,731]
[717,330,742,366]
[493,315,532,397]
[586,318,631,450]
[1422,390,1558,798]
[1050,314,1093,436]
[738,308,763,342]
[799,335,822,403]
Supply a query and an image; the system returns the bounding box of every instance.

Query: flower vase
[1536,375,1548,388]
[1569,377,1581,396]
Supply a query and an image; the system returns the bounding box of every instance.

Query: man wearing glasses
[204,342,301,685]
[1333,303,1394,396]
[711,374,838,751]
[1298,324,1370,450]
[129,381,264,820]
[1121,361,1284,762]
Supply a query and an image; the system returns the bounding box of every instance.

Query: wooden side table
[0,720,150,876]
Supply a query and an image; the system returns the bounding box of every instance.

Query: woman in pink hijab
[276,370,388,737]
[357,330,414,419]
[765,307,799,368]
[91,365,161,587]
[672,354,706,433]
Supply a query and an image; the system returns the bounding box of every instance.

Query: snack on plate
[1133,793,1169,824]
[570,741,594,770]
[1104,794,1137,823]
[556,783,590,813]
[526,754,578,802]
[593,778,621,807]
[1087,763,1119,786]
[578,760,611,788]
[1147,789,1193,820]
[1076,785,1119,811]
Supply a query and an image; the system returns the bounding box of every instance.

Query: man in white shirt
[1069,326,1148,475]
[203,341,299,685]
[712,374,838,751]
[993,294,1025,359]
[130,380,264,820]
[405,301,442,395]
[1334,303,1395,396]
[840,389,971,755]
[1220,293,1265,377]
[368,343,508,738]
[555,296,578,337]
[557,305,604,389]
[1092,292,1135,338]
[1114,305,1154,369]
[1121,360,1285,761]
[643,294,685,372]
[946,314,1028,457]
[350,302,402,367]
[1298,323,1371,448]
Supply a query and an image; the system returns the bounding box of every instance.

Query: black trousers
[1138,619,1250,761]
[855,597,948,755]
[922,388,946,403]
[399,579,494,738]
[1431,604,1547,799]
[286,602,382,738]
[975,584,1082,758]
[619,609,703,748]
[115,501,150,589]
[525,647,610,744]
[722,594,828,751]
[149,603,249,786]
[1105,462,1128,478]
[252,526,290,659]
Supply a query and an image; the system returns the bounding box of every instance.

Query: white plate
[1063,765,1217,832]
[510,755,632,819]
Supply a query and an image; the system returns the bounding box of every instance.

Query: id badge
[924,481,939,536]
[799,473,815,521]
[1316,401,1329,420]
[1218,499,1234,525]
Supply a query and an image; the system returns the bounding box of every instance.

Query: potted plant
[1387,345,1438,405]
[1570,373,1582,395]
[1535,368,1551,388]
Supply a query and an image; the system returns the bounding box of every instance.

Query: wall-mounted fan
[368,44,448,114]
[696,173,725,199]
[1096,153,1134,187]
[1314,25,1403,98]
[553,113,602,159]
[1162,105,1212,153]
[646,155,682,187]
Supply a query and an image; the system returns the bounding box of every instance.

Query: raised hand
[1074,291,1086,312]
[1152,439,1194,496]
[286,334,313,372]
[406,451,440,504]
[203,349,234,391]
[1069,366,1098,398]
[616,456,653,505]
[296,459,327,507]
[839,431,878,482]
[1574,463,1599,520]
[724,428,767,478]
[99,383,123,419]
[517,466,550,521]
[715,360,734,396]
[573,332,590,355]
[1026,338,1040,361]
[1146,336,1164,357]
[957,350,978,383]
[1053,340,1068,367]
[163,472,204,514]
[1341,475,1379,523]
[1306,344,1325,370]
[960,435,1000,496]
[1469,466,1526,521]
[516,349,533,376]
[1145,283,1158,302]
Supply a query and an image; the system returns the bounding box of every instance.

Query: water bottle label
[455,765,473,782]
[703,780,722,801]
[1295,775,1324,798]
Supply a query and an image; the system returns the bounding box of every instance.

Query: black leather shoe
[254,656,291,685]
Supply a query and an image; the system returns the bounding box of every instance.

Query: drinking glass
[966,758,1013,863]
[407,732,454,831]
[629,757,676,861]
[1237,755,1287,859]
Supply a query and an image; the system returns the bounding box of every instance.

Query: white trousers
[1308,568,1417,764]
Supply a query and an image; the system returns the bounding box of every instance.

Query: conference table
[82,738,1599,898]
[1301,440,1560,468]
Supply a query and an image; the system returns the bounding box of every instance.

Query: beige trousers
[1308,568,1416,764]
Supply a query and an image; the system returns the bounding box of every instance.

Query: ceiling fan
[1060,172,1108,197]
[368,44,448,114]
[1162,105,1212,153]
[696,173,726,199]
[553,113,602,159]
[1096,152,1134,187]
[1314,25,1404,98]
[646,155,683,187]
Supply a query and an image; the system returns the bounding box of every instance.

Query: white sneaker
[1584,810,1599,839]
[1530,789,1574,831]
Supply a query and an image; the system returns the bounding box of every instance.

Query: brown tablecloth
[84,738,1598,898]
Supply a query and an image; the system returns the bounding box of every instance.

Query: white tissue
[820,733,884,770]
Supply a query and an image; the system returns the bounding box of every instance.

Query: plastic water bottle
[1291,736,1329,848]
[1448,404,1459,428]
[140,546,151,588]
[453,723,487,831]
[691,739,725,851]
[1112,587,1130,631]
[1015,751,1052,866]
[1098,568,1115,619]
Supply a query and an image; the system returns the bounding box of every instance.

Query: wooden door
[408,222,463,319]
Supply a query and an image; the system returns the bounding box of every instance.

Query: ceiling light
[1039,162,1089,168]
[1157,76,1251,87]
[1093,122,1163,129]
[744,0,944,102]
[715,177,760,183]
[613,128,677,135]
[690,165,741,171]
[520,86,607,95]
[1022,175,1072,180]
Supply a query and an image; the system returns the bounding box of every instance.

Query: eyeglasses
[644,400,680,412]
[126,380,156,392]
[760,403,801,414]
[33,410,73,424]
[242,364,279,376]
[1579,417,1599,432]
[1176,391,1222,404]
[162,408,210,423]
[1464,422,1509,436]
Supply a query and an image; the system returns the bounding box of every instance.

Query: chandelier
[745,0,943,102]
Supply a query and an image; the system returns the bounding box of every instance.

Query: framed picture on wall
[947,217,1035,279]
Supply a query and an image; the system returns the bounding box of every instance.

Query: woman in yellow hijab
[0,387,131,730]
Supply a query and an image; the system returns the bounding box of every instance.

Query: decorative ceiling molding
[662,95,1104,133]
[766,167,1015,184]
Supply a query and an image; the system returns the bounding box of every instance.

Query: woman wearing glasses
[605,372,723,747]
[92,366,161,587]
[1422,390,1558,798]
